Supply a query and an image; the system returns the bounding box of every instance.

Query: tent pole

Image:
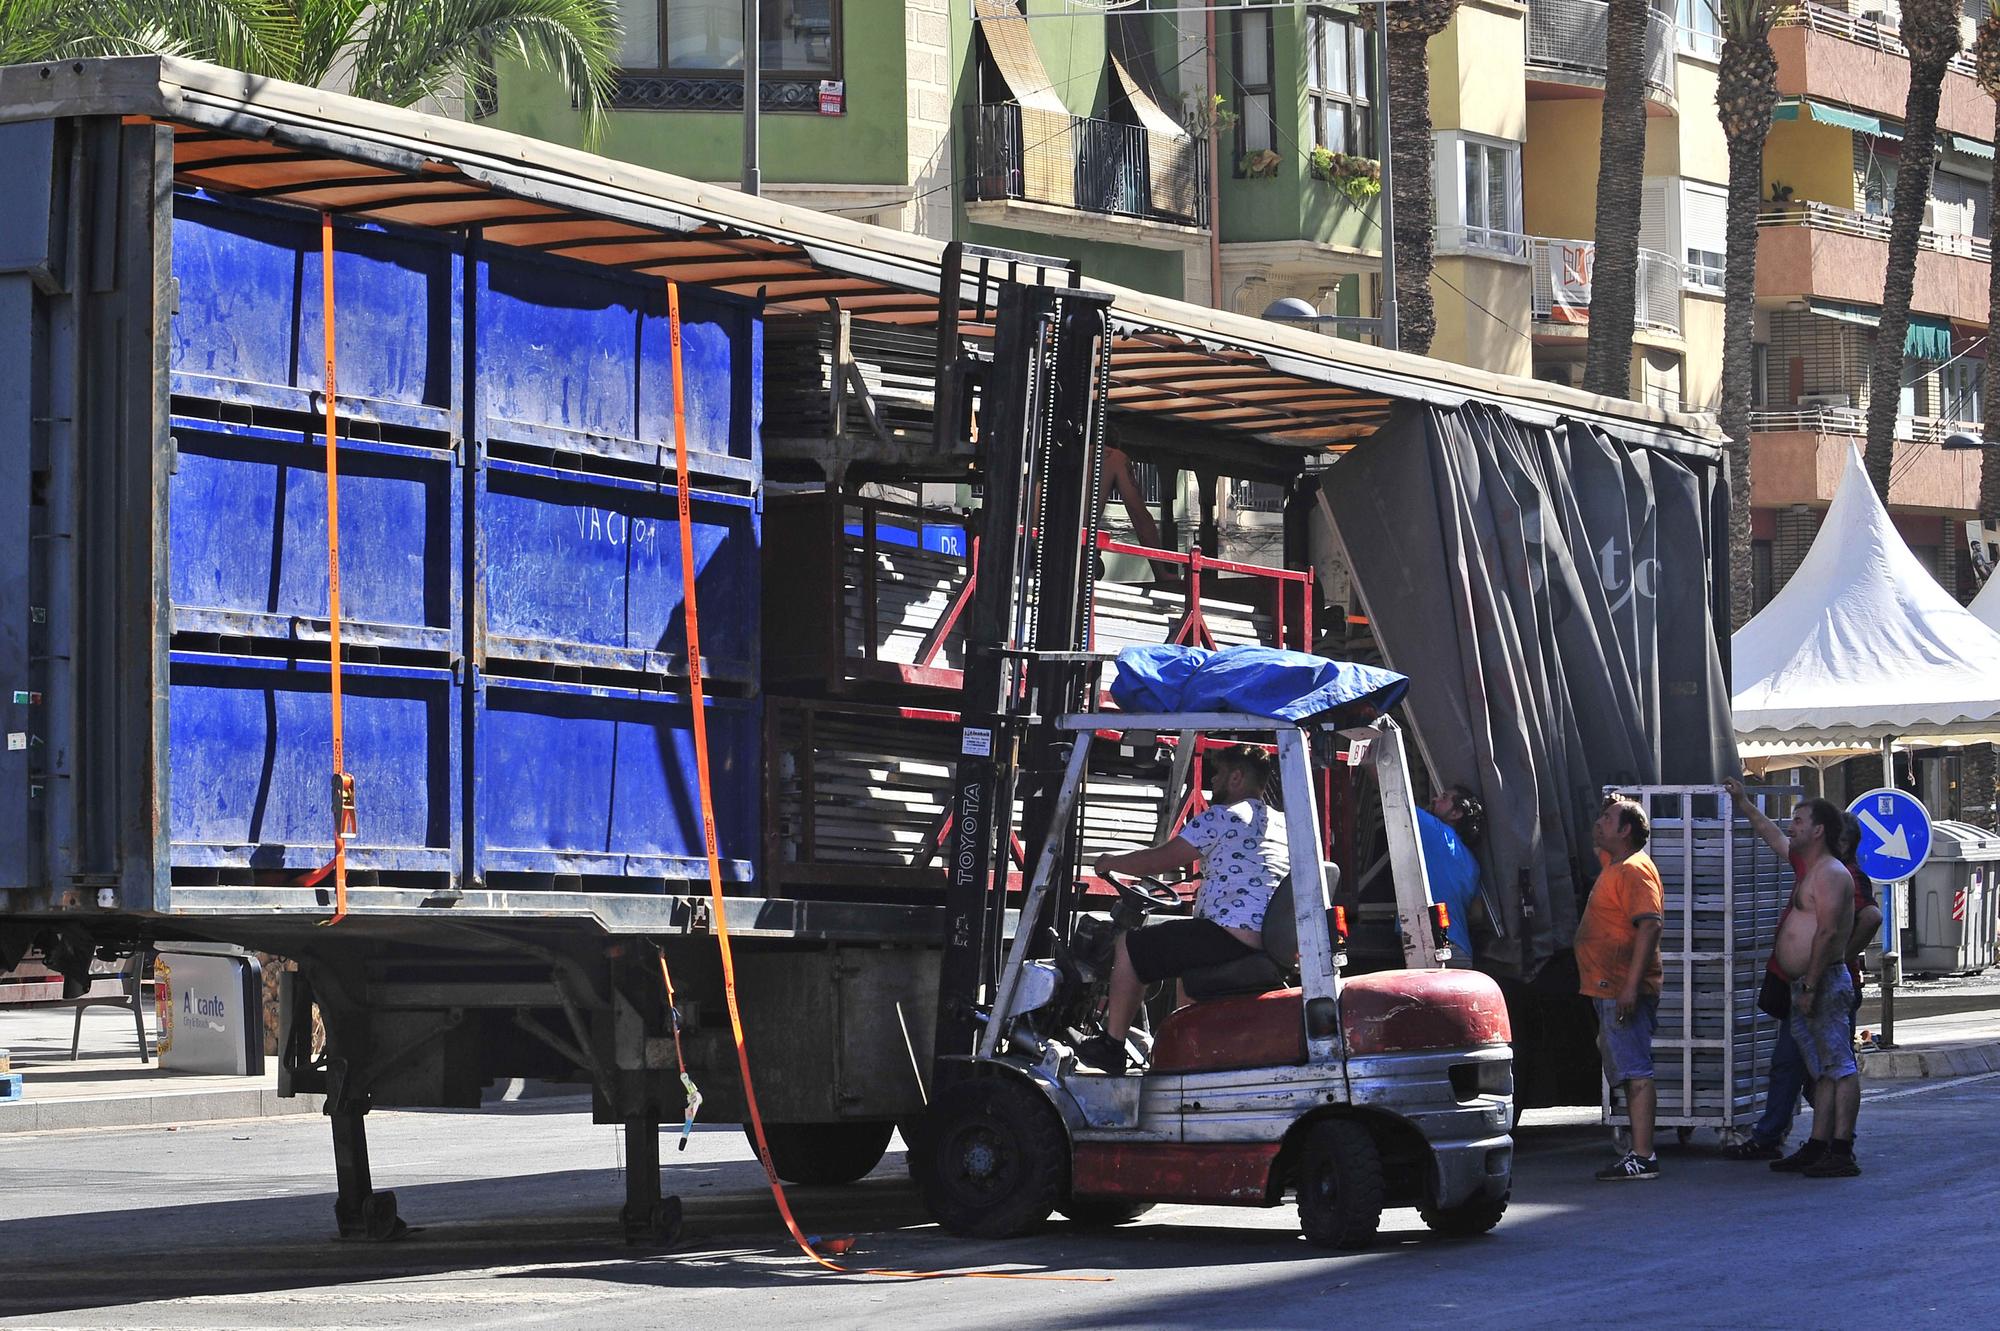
[1879,736,1898,1049]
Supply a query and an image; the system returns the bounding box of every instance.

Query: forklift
[920,279,1515,1246]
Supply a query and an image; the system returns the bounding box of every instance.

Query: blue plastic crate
[475,675,758,884]
[169,421,460,656]
[476,253,760,483]
[167,653,461,879]
[169,193,460,433]
[482,458,758,683]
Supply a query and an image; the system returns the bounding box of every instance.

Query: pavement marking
[1862,1069,2000,1102]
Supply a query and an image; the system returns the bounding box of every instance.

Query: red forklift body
[1151,970,1514,1074]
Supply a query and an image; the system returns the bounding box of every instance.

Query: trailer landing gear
[330,1105,407,1242]
[620,1115,685,1246]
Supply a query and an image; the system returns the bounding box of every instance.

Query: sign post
[1846,782,1934,1050]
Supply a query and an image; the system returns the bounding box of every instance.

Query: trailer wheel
[1296,1120,1384,1249]
[1059,1199,1156,1228]
[1420,1189,1508,1239]
[747,1121,895,1185]
[920,1075,1068,1238]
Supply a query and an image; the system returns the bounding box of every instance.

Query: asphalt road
[1,1076,1996,1330]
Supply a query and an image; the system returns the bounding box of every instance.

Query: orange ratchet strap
[663,280,1101,1283]
[311,211,356,924]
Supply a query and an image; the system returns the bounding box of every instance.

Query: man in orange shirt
[1575,793,1665,1181]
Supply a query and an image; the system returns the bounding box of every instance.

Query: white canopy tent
[1971,563,2000,635]
[1732,446,2000,771]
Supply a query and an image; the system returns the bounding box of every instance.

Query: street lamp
[1261,296,1383,341]
[1941,431,1999,450]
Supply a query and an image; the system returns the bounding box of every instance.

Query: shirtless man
[1726,781,1862,1177]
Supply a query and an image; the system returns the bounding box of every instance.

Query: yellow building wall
[1680,293,1727,415]
[1673,60,1729,186]
[1430,0,1527,140]
[1430,256,1534,377]
[1523,101,1603,239]
[1764,119,1857,209]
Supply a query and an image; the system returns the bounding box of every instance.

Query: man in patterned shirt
[1077,744,1290,1074]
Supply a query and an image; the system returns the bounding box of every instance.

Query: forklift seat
[1179,876,1300,1000]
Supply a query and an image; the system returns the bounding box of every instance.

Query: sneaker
[1074,1034,1131,1075]
[1595,1153,1660,1182]
[1802,1153,1862,1178]
[1721,1138,1783,1161]
[1770,1141,1827,1173]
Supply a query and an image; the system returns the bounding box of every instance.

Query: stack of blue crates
[163,193,763,896]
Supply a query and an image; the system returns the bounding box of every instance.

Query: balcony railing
[1749,407,1982,441]
[1526,0,1676,99]
[1529,235,1685,336]
[1772,4,1981,82]
[963,103,1210,229]
[1756,200,1992,264]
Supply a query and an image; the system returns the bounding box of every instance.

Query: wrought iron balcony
[1528,235,1684,336]
[1526,0,1676,99]
[963,102,1210,229]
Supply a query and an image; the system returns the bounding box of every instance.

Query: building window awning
[1949,133,1995,161]
[1806,301,1954,358]
[973,0,1066,112]
[1906,314,1954,360]
[1774,99,1899,140]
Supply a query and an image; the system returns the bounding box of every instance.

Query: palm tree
[1975,6,2000,536]
[1862,0,1960,501]
[1385,0,1459,356]
[1716,0,1782,631]
[1583,0,1651,398]
[0,0,296,70]
[0,0,616,138]
[1970,2,2000,821]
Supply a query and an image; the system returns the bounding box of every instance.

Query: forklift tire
[920,1075,1068,1238]
[1296,1120,1385,1249]
[747,1121,895,1186]
[1420,1190,1508,1239]
[1059,1199,1156,1228]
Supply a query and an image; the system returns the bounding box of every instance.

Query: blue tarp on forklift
[1110,645,1409,723]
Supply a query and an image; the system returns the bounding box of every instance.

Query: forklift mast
[934,278,1115,1063]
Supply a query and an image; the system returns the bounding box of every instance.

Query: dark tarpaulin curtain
[1324,401,1737,979]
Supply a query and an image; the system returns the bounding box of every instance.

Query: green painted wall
[962,223,1187,300]
[486,2,907,185]
[1213,7,1380,253]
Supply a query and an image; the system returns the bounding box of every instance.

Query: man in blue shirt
[1417,785,1486,958]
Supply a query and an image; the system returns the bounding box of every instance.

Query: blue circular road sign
[1844,787,1934,884]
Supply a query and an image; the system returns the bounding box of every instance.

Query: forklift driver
[1078,744,1290,1074]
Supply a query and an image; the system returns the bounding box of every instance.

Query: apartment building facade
[477,3,1988,594]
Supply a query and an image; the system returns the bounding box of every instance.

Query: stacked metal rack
[1604,784,1798,1146]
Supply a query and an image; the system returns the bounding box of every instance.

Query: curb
[0,1088,324,1135]
[1859,1041,2000,1080]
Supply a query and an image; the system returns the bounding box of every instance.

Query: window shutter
[1682,184,1727,256]
[1639,177,1676,258]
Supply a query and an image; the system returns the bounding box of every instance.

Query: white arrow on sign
[1857,807,1911,862]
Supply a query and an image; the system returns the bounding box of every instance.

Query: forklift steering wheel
[1103,871,1184,912]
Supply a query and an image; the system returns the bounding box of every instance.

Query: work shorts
[1125,918,1257,984]
[1791,966,1859,1082]
[1595,995,1659,1085]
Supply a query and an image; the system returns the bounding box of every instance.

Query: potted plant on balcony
[1307,147,1382,207]
[1237,149,1281,179]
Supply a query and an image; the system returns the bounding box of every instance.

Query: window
[1233,9,1275,160]
[1308,11,1374,158]
[1460,137,1522,254]
[1940,356,1983,424]
[1751,539,1774,612]
[1677,0,1722,58]
[618,0,838,76]
[1682,182,1726,292]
